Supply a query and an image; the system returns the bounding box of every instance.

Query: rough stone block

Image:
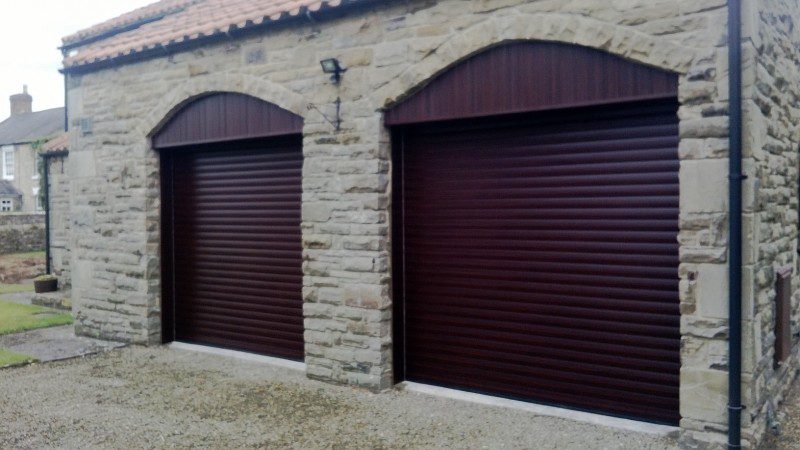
[695,264,729,319]
[680,159,728,213]
[680,368,728,425]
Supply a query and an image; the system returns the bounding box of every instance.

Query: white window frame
[0,198,12,212]
[32,186,42,211]
[2,145,14,180]
[32,156,40,180]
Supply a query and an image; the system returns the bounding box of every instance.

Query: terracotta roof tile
[63,0,352,69]
[41,132,69,153]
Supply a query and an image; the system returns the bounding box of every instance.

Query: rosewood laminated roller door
[394,99,681,424]
[169,140,304,360]
[388,41,681,425]
[157,93,304,361]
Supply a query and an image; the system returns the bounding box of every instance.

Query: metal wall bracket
[307,97,342,132]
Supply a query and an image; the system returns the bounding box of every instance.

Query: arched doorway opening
[155,92,305,361]
[388,42,681,424]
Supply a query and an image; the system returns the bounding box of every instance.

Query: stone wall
[47,154,71,289]
[0,213,45,254]
[64,0,750,445]
[739,0,800,446]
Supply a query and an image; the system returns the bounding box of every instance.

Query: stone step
[31,291,71,311]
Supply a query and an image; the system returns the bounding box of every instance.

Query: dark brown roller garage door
[156,93,305,361]
[394,99,680,424]
[165,138,304,360]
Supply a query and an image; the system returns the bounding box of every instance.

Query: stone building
[0,86,64,213]
[58,0,800,447]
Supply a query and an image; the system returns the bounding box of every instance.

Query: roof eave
[0,139,55,147]
[42,150,69,157]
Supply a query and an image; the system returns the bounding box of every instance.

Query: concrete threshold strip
[169,342,306,372]
[401,382,679,437]
[169,342,676,437]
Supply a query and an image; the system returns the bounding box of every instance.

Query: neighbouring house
[0,86,64,213]
[0,180,21,212]
[57,0,800,448]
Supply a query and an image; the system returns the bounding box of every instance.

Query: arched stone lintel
[139,71,307,141]
[375,13,701,110]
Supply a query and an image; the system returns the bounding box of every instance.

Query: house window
[2,146,14,180]
[32,187,42,211]
[32,155,41,180]
[0,199,12,212]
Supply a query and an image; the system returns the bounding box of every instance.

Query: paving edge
[400,381,680,437]
[0,345,126,368]
[168,342,306,372]
[0,357,38,370]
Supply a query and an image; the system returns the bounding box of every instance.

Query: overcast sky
[0,0,155,119]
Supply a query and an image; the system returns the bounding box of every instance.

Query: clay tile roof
[62,0,202,46]
[63,0,353,70]
[41,132,69,153]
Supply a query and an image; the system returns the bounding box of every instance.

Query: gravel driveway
[0,346,678,449]
[761,376,800,449]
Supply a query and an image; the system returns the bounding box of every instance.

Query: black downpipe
[41,151,68,275]
[42,153,51,275]
[728,0,743,447]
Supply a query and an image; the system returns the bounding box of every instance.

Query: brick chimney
[9,85,32,116]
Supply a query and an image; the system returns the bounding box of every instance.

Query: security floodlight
[320,58,347,84]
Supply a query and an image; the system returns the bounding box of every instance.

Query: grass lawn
[0,284,33,295]
[0,251,45,260]
[0,301,73,335]
[0,348,36,368]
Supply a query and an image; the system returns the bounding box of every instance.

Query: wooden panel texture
[385,41,678,126]
[153,92,303,149]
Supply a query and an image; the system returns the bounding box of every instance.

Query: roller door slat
[405,322,678,360]
[409,329,680,372]
[177,329,303,360]
[404,292,679,325]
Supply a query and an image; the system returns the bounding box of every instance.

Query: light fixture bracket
[307,97,342,132]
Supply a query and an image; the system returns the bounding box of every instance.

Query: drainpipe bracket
[727,405,743,449]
